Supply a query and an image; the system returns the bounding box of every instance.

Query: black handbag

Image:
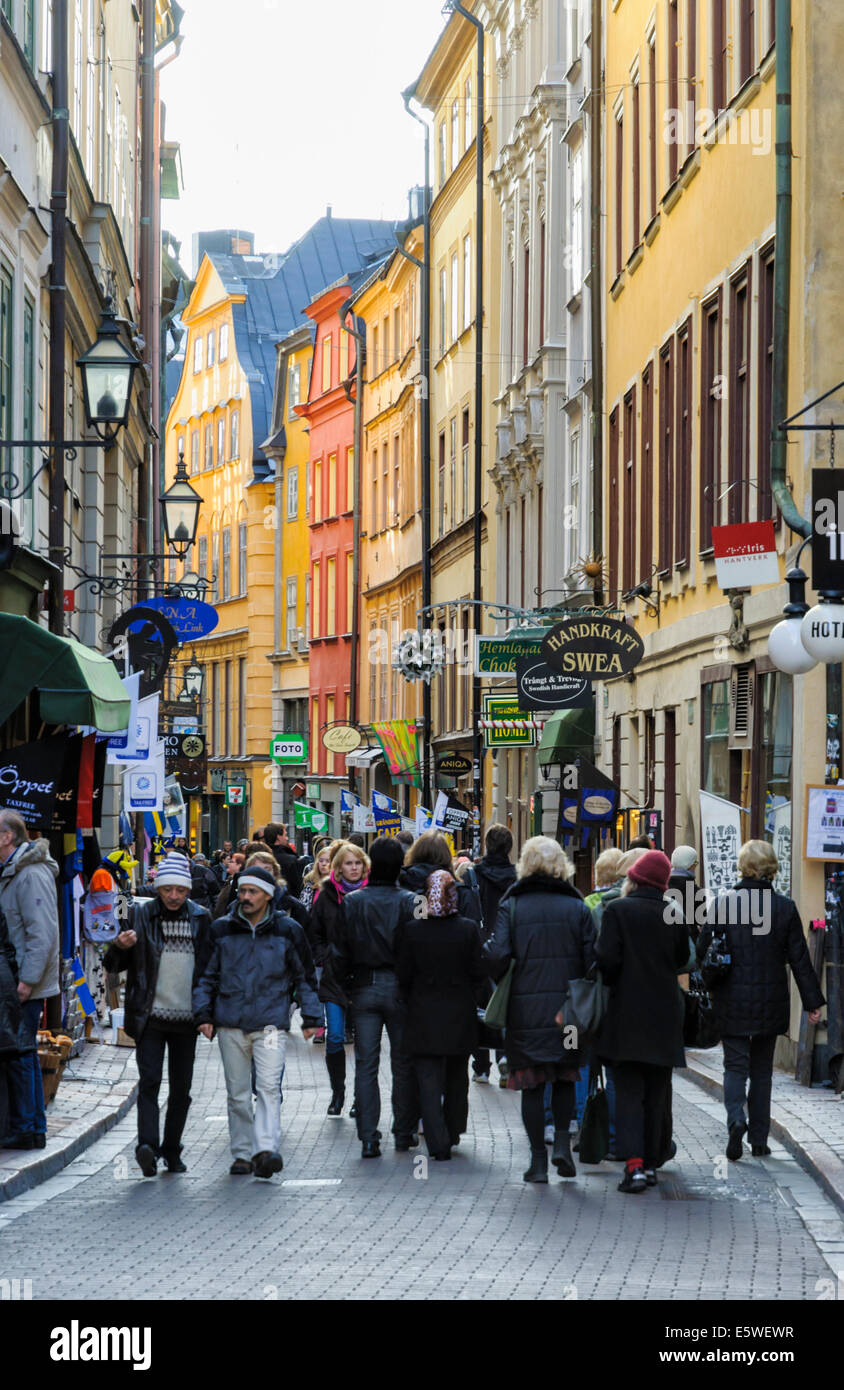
[699,927,732,990]
[683,970,720,1049]
[578,1066,609,1164]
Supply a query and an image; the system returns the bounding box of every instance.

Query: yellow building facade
[600,0,844,1059]
[414,7,500,831]
[165,253,275,841]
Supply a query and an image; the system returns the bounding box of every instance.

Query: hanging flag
[372,790,399,814]
[370,720,423,789]
[70,955,103,1041]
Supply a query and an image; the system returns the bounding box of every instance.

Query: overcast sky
[159,0,449,273]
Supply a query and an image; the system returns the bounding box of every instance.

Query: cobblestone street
[2,1029,843,1301]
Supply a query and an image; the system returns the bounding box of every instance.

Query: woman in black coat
[399,830,483,928]
[309,841,370,1117]
[485,836,596,1184]
[396,870,487,1160]
[595,850,690,1194]
[696,839,824,1162]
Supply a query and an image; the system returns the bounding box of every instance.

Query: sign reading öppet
[540,616,644,678]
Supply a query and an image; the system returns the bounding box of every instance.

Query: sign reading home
[515,658,592,710]
[541,616,644,678]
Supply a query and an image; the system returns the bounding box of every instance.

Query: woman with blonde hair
[697,839,824,1162]
[309,840,370,1115]
[300,842,333,912]
[485,835,596,1183]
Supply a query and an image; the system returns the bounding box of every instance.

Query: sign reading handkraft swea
[540,616,644,678]
[711,520,779,589]
[515,658,592,710]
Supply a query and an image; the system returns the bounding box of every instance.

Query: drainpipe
[451,1,485,858]
[771,0,811,538]
[340,305,364,798]
[590,0,605,600]
[48,0,69,636]
[140,0,158,554]
[402,85,433,810]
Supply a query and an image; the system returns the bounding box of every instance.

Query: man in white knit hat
[105,852,213,1177]
[193,865,322,1177]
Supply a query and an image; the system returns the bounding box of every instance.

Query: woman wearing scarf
[395,869,487,1161]
[309,841,370,1116]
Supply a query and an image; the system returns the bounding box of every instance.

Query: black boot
[552,1130,576,1177]
[523,1149,549,1183]
[325,1049,345,1117]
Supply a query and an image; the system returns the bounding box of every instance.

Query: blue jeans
[6,999,46,1137]
[325,1001,346,1056]
[350,975,416,1143]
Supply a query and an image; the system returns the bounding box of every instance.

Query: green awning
[0,614,131,732]
[537,706,596,766]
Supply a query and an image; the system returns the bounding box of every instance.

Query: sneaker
[644,1169,657,1187]
[544,1123,555,1145]
[726,1121,746,1161]
[472,1072,490,1084]
[618,1166,647,1194]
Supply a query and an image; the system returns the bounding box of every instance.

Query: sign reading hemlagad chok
[711,520,779,589]
[540,616,645,679]
[475,633,544,677]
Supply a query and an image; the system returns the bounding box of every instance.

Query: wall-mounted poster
[805,785,844,862]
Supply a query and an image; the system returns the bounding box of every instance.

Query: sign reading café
[540,615,645,678]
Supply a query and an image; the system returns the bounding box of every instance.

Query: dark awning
[0,614,131,732]
[537,706,595,766]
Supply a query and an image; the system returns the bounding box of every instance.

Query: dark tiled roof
[204,216,398,464]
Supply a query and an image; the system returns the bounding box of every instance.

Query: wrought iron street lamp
[160,442,202,560]
[183,658,204,699]
[76,296,142,444]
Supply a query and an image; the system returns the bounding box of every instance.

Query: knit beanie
[670,845,699,873]
[627,849,672,892]
[237,866,277,897]
[154,853,192,889]
[369,836,405,884]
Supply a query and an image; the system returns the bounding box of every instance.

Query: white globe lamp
[800,596,844,663]
[767,568,818,673]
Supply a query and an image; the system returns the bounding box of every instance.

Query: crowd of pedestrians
[0,804,827,1198]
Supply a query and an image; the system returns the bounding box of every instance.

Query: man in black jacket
[194,866,322,1177]
[263,822,304,898]
[189,854,219,913]
[104,853,212,1177]
[333,838,425,1158]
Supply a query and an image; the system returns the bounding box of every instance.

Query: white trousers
[216,1027,287,1160]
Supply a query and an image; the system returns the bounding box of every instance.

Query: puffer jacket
[0,838,61,999]
[0,910,33,1057]
[484,873,596,1071]
[400,861,482,928]
[207,897,317,994]
[474,855,517,942]
[192,907,322,1032]
[333,883,425,993]
[103,895,213,1042]
[594,885,691,1067]
[696,878,825,1037]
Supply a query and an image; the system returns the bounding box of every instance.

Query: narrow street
[1,1031,839,1301]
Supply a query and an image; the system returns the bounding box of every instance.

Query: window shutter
[728,662,755,749]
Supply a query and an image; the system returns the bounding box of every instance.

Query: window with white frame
[230,408,239,458]
[217,416,225,466]
[193,334,202,374]
[207,329,215,368]
[451,100,460,170]
[463,235,472,330]
[219,322,229,361]
[286,576,298,648]
[238,521,247,594]
[570,146,583,294]
[287,465,299,519]
[464,76,472,147]
[451,252,459,343]
[439,268,447,357]
[221,527,231,600]
[288,362,300,417]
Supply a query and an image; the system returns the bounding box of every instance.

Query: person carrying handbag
[484,836,595,1184]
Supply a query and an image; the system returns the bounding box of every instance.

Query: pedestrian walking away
[485,835,596,1185]
[594,850,689,1194]
[193,865,322,1177]
[334,837,425,1157]
[104,852,213,1176]
[263,822,305,899]
[395,869,487,1159]
[0,809,61,1152]
[472,823,517,1085]
[696,839,824,1163]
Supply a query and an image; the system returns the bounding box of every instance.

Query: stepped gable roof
[205,216,398,462]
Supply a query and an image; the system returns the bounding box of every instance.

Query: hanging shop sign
[475,633,544,677]
[270,733,309,765]
[108,692,159,764]
[481,694,538,748]
[123,748,166,812]
[341,788,360,814]
[294,801,329,833]
[432,790,470,831]
[322,723,363,754]
[541,616,644,678]
[699,790,742,892]
[370,719,423,788]
[225,779,246,807]
[811,470,844,593]
[0,737,64,824]
[352,804,377,833]
[105,671,141,761]
[128,594,219,641]
[436,752,472,776]
[164,733,207,791]
[107,607,178,697]
[515,658,592,710]
[306,781,321,799]
[712,520,779,590]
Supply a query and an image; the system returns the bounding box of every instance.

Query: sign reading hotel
[540,616,645,678]
[711,520,779,589]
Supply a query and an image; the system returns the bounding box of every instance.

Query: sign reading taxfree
[541,616,644,678]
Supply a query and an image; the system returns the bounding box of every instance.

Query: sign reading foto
[270,734,308,765]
